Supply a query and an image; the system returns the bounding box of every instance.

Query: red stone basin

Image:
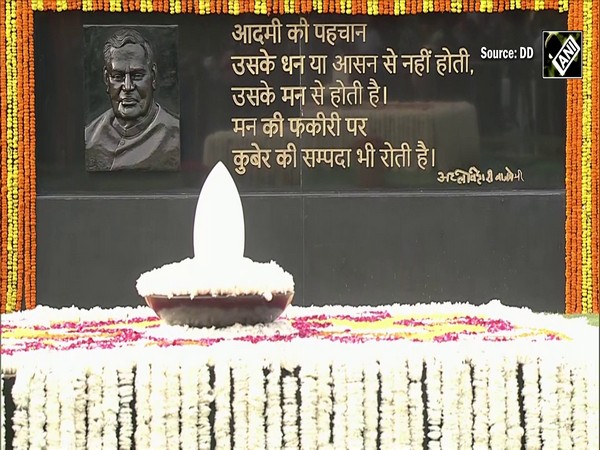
[145,292,294,328]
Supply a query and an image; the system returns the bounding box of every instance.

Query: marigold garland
[16,0,25,313]
[580,0,592,313]
[1,0,35,313]
[0,0,598,314]
[5,0,19,314]
[566,3,583,313]
[25,0,37,311]
[591,0,599,314]
[565,10,575,312]
[563,0,600,315]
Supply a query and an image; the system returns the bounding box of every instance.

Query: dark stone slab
[36,195,304,308]
[302,191,565,312]
[32,11,567,313]
[37,192,564,312]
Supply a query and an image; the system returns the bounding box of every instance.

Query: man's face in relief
[104,43,156,128]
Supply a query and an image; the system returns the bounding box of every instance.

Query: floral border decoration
[1,302,599,448]
[0,0,598,313]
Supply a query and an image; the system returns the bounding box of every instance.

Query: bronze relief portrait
[84,26,180,171]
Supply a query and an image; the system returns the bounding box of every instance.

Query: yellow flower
[579,0,594,313]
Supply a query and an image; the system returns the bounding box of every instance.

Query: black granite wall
[37,191,565,312]
[34,10,568,312]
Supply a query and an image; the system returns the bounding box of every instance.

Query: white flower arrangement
[149,360,168,449]
[266,358,283,450]
[58,367,77,449]
[440,358,460,450]
[282,368,300,449]
[539,357,560,449]
[102,365,119,449]
[393,357,410,449]
[136,257,294,299]
[247,359,266,450]
[586,361,600,450]
[426,356,442,449]
[557,362,573,450]
[134,359,152,450]
[198,359,213,450]
[72,365,87,450]
[179,359,200,450]
[345,360,365,450]
[521,356,542,450]
[27,367,46,449]
[471,357,490,450]
[571,363,589,449]
[1,302,598,450]
[232,358,249,449]
[299,361,318,450]
[407,354,425,450]
[213,354,232,450]
[504,355,523,449]
[379,359,395,449]
[86,368,104,449]
[315,359,332,449]
[488,356,508,450]
[363,358,379,450]
[331,359,348,449]
[117,362,135,450]
[457,359,473,450]
[45,367,61,448]
[0,376,4,450]
[165,362,181,450]
[11,364,33,450]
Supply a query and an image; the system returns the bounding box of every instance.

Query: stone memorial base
[1,302,598,449]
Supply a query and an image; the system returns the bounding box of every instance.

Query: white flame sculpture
[136,160,294,303]
[193,162,245,263]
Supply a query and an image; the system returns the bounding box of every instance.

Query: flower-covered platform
[1,301,598,449]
